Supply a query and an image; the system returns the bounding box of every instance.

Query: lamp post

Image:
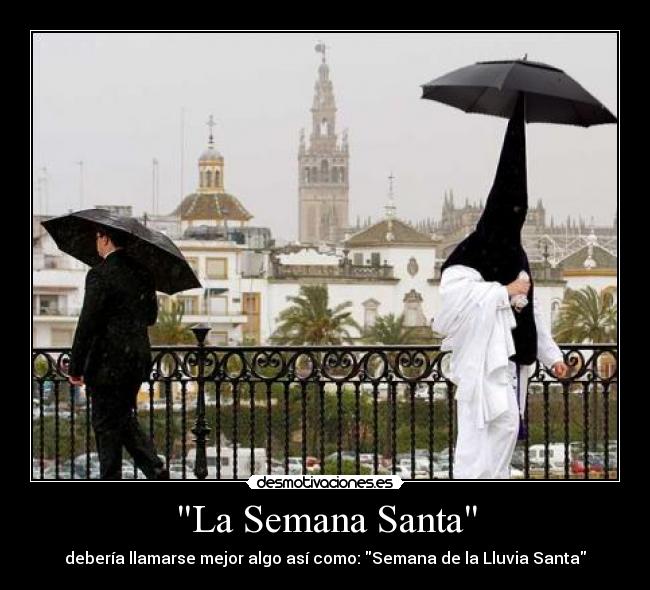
[191,323,211,479]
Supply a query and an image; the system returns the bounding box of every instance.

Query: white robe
[433,265,562,478]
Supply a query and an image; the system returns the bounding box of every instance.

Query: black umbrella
[41,208,201,295]
[421,58,617,127]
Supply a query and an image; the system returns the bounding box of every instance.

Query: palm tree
[552,285,617,448]
[273,284,360,345]
[553,286,617,344]
[273,285,360,457]
[363,313,413,345]
[149,300,195,346]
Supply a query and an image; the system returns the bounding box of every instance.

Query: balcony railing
[270,262,395,280]
[33,307,81,317]
[32,332,617,480]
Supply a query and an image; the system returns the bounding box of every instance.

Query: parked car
[511,448,526,470]
[437,447,453,461]
[270,459,285,475]
[32,458,53,477]
[413,382,450,401]
[169,460,196,480]
[432,456,451,479]
[398,457,430,479]
[72,452,160,479]
[286,457,303,475]
[43,465,74,480]
[186,447,268,479]
[305,456,320,469]
[571,452,605,475]
[414,383,431,400]
[510,467,525,479]
[359,452,381,465]
[528,443,570,472]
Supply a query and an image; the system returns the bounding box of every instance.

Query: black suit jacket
[69,250,158,390]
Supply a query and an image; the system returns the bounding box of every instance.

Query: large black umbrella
[421,58,617,126]
[41,209,201,295]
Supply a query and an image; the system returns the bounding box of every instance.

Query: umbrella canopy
[421,59,617,127]
[41,209,201,295]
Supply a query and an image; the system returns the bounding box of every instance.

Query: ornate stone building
[298,44,349,245]
[415,190,616,267]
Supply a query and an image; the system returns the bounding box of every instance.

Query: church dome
[199,146,223,162]
[174,192,252,223]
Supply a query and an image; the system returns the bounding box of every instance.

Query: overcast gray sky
[32,32,618,241]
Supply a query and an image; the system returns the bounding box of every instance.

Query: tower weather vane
[386,172,397,216]
[206,114,216,145]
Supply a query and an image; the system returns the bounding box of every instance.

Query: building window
[311,167,318,183]
[405,307,418,326]
[353,253,364,266]
[402,290,427,327]
[206,258,228,279]
[38,295,60,316]
[242,292,261,345]
[206,170,213,187]
[364,308,377,330]
[320,119,328,135]
[362,299,380,331]
[208,296,228,315]
[370,252,381,267]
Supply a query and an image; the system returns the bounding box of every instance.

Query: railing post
[191,324,211,480]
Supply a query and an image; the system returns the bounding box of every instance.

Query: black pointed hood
[441,93,537,365]
[476,93,528,239]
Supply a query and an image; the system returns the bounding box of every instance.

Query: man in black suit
[68,227,169,480]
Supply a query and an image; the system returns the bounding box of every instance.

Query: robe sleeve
[534,297,563,368]
[434,265,516,428]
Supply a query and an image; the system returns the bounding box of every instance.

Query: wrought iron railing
[31,329,617,481]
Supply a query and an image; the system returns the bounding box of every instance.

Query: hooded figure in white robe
[432,94,565,479]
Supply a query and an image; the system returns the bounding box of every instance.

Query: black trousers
[90,382,167,480]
